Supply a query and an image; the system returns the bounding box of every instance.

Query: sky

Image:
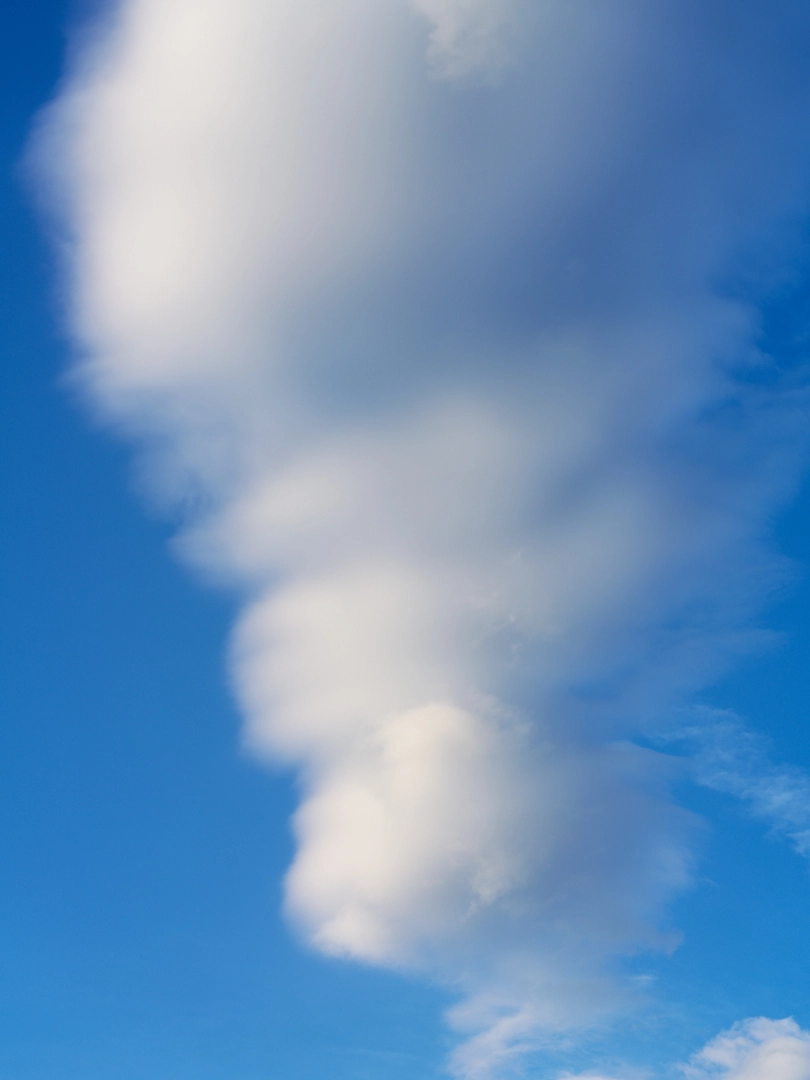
[3,2,810,1079]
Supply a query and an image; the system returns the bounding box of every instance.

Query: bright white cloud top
[35,1,810,1076]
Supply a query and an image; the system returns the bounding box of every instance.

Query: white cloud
[32,1,810,1077]
[685,1018,810,1080]
[565,1018,810,1080]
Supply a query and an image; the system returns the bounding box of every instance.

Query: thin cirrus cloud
[31,0,810,1077]
[678,708,810,858]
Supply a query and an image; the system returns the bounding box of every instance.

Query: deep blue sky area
[2,3,810,1080]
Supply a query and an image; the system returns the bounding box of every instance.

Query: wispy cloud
[679,709,810,858]
[32,1,810,1076]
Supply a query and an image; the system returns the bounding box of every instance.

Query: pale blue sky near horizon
[3,3,810,1079]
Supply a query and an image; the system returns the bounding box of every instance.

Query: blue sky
[3,2,810,1079]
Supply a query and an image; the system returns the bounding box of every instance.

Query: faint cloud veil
[412,0,525,79]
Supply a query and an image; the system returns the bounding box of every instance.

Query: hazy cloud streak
[680,709,810,857]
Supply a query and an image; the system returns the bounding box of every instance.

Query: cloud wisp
[33,1,810,1076]
[677,708,810,858]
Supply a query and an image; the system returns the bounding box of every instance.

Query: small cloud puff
[565,1018,810,1080]
[685,1018,810,1080]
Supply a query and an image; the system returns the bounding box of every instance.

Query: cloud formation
[34,1,810,1076]
[685,1019,810,1080]
[569,1018,810,1080]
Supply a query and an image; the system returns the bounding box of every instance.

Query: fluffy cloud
[567,1019,810,1080]
[33,1,810,1076]
[685,1019,810,1080]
